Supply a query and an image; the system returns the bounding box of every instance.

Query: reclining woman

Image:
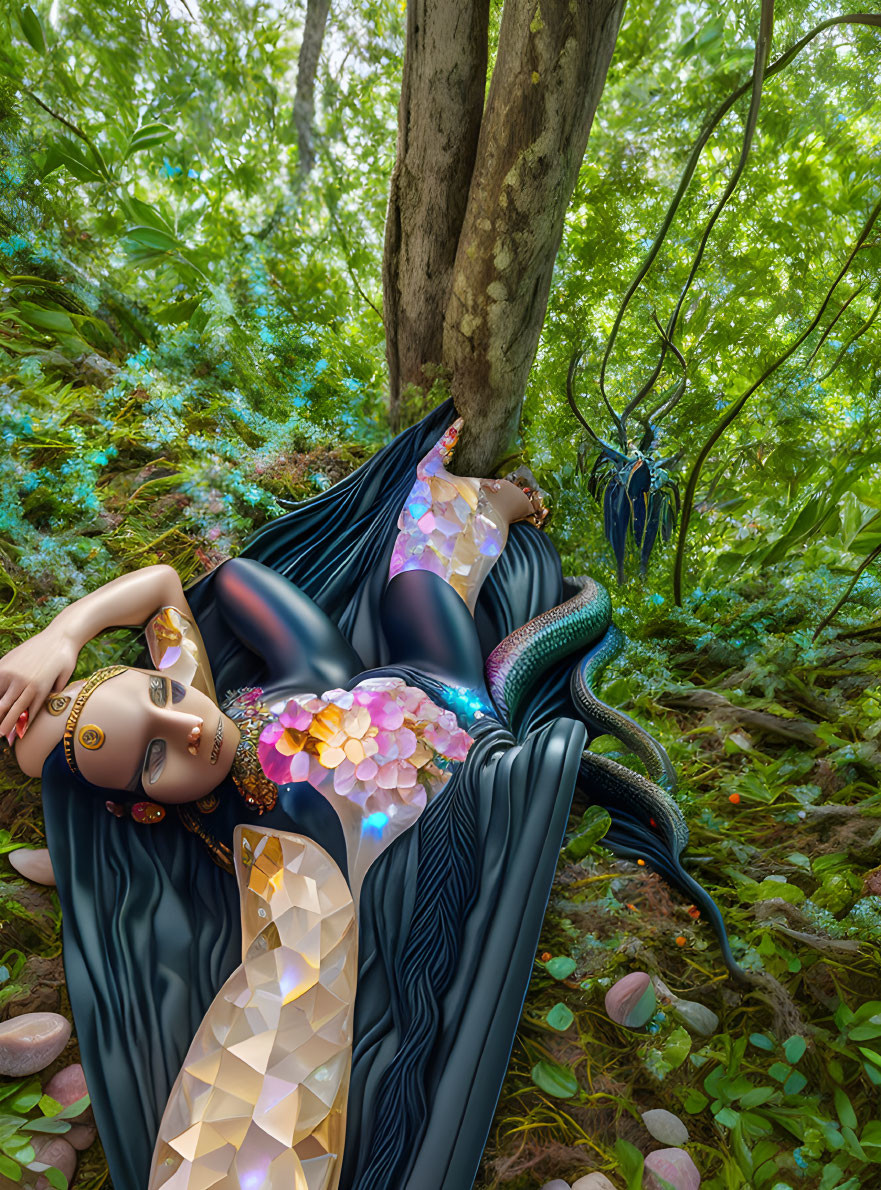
[0,404,728,1190]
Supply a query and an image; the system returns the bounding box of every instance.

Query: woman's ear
[12,680,84,778]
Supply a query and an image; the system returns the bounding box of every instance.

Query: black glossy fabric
[40,401,589,1190]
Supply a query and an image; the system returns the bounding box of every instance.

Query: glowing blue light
[362,812,388,835]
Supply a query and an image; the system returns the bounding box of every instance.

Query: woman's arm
[0,564,191,740]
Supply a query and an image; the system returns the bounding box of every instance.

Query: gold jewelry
[63,666,127,776]
[46,694,71,717]
[78,724,105,750]
[131,801,166,825]
[225,688,278,815]
[504,468,550,530]
[177,804,234,874]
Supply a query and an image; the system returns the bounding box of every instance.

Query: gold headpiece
[63,665,128,777]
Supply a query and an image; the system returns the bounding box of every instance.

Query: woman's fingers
[1,684,32,742]
[0,676,26,739]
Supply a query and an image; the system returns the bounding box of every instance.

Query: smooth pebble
[571,1175,618,1190]
[604,971,656,1028]
[65,1122,97,1150]
[643,1147,701,1190]
[0,1013,71,1076]
[540,1182,571,1190]
[642,1108,690,1146]
[44,1063,89,1114]
[672,998,718,1035]
[9,848,56,886]
[652,977,718,1036]
[30,1135,77,1190]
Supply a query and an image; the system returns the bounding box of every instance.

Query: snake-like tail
[486,576,612,726]
[486,572,748,981]
[571,624,677,794]
[575,752,748,982]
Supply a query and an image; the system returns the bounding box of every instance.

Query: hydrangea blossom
[258,677,473,818]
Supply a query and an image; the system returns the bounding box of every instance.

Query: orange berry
[637,858,646,866]
[675,935,687,946]
[728,792,741,805]
[540,952,551,962]
[627,903,637,911]
[688,906,701,919]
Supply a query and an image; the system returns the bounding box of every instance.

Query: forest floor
[1,417,880,1190]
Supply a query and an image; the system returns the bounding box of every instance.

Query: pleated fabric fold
[40,400,591,1190]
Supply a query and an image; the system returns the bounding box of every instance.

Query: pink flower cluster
[257,677,473,816]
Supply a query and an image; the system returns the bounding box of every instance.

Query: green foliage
[0,1073,88,1187]
[0,2,880,1189]
[528,0,881,608]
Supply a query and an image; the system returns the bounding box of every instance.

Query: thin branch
[814,538,881,640]
[672,193,881,604]
[22,89,112,180]
[661,0,775,354]
[804,283,865,365]
[639,311,689,425]
[566,348,602,443]
[818,285,881,379]
[619,311,669,425]
[594,10,881,426]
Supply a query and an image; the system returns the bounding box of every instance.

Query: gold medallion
[78,724,105,750]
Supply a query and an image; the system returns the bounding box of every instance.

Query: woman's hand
[0,564,190,742]
[0,624,80,741]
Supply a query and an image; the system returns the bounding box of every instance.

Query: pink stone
[604,971,656,1028]
[8,848,56,886]
[643,1148,701,1190]
[43,1064,89,1116]
[65,1123,97,1151]
[0,1014,71,1076]
[28,1136,77,1190]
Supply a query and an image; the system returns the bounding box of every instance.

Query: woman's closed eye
[149,677,186,706]
[142,738,166,786]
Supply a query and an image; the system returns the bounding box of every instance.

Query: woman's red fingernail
[15,711,29,739]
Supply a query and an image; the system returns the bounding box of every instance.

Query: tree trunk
[384,0,626,473]
[291,0,332,177]
[446,0,626,474]
[383,0,491,432]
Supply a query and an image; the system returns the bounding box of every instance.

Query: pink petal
[396,728,417,760]
[288,750,312,782]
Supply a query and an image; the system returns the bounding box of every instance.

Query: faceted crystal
[149,828,357,1190]
[388,421,507,612]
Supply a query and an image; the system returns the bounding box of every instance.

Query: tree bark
[383,0,491,432]
[291,0,332,177]
[445,0,626,474]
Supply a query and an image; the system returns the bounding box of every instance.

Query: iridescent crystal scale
[388,419,506,611]
[148,828,357,1190]
[257,677,473,902]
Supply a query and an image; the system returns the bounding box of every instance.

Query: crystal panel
[149,827,356,1190]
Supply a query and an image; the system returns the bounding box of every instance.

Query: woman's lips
[187,722,203,756]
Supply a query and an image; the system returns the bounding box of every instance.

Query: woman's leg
[215,558,362,694]
[380,571,490,698]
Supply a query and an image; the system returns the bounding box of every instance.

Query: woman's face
[71,667,236,802]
